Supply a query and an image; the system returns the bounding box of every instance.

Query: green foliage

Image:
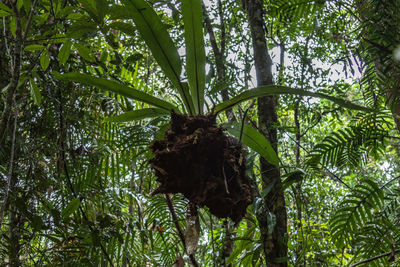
[55,72,178,112]
[308,112,391,169]
[1,0,400,266]
[181,0,206,114]
[121,0,194,114]
[223,122,279,167]
[215,85,372,114]
[330,179,384,248]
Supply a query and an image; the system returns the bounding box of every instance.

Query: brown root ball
[149,112,254,223]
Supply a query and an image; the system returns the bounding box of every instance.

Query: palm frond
[307,112,391,169]
[330,178,384,248]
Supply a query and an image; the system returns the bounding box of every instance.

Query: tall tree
[244,0,288,265]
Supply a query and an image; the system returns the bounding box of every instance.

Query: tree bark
[245,0,288,265]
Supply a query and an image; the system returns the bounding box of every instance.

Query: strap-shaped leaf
[182,0,205,114]
[54,72,178,112]
[215,85,373,114]
[105,108,170,122]
[61,198,80,220]
[223,122,279,167]
[122,0,194,114]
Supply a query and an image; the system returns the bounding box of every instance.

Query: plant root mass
[150,112,254,223]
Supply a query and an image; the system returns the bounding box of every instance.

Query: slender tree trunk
[245,0,288,265]
[8,174,20,267]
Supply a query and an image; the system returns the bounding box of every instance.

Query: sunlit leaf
[105,108,170,122]
[24,44,45,51]
[54,72,179,112]
[182,0,205,114]
[121,0,194,114]
[61,198,80,220]
[58,40,72,65]
[215,85,373,114]
[223,122,279,167]
[29,79,42,106]
[40,50,50,71]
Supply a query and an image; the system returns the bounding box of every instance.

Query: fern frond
[268,0,324,23]
[307,112,390,169]
[330,178,384,248]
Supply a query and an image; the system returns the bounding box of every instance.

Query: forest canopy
[1,0,400,266]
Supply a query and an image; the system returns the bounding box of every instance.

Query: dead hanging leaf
[185,203,200,255]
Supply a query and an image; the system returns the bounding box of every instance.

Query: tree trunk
[245,0,288,265]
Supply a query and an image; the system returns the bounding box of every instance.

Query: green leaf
[31,215,43,231]
[100,51,108,63]
[24,44,45,51]
[105,108,170,122]
[108,22,136,36]
[223,122,279,167]
[182,0,205,114]
[54,72,179,112]
[215,85,373,114]
[40,50,50,71]
[121,0,194,114]
[22,0,31,14]
[79,0,99,22]
[61,198,80,220]
[0,10,10,17]
[29,79,42,106]
[109,4,132,19]
[16,0,23,11]
[0,2,12,12]
[282,170,305,189]
[74,43,95,62]
[10,16,16,37]
[226,225,256,264]
[58,40,72,65]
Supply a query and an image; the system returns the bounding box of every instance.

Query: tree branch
[350,248,400,267]
[165,194,199,267]
[0,99,17,229]
[0,1,22,143]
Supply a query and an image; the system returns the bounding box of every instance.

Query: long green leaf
[215,85,373,114]
[29,79,42,106]
[105,108,170,122]
[182,0,205,114]
[58,40,72,65]
[54,72,179,112]
[122,0,194,114]
[223,122,279,167]
[61,198,80,220]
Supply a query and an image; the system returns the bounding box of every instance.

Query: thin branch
[22,0,39,42]
[165,194,199,267]
[202,2,235,121]
[217,0,225,56]
[2,17,11,65]
[0,99,17,229]
[350,248,400,267]
[0,0,22,142]
[362,36,393,55]
[381,174,400,189]
[202,2,221,59]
